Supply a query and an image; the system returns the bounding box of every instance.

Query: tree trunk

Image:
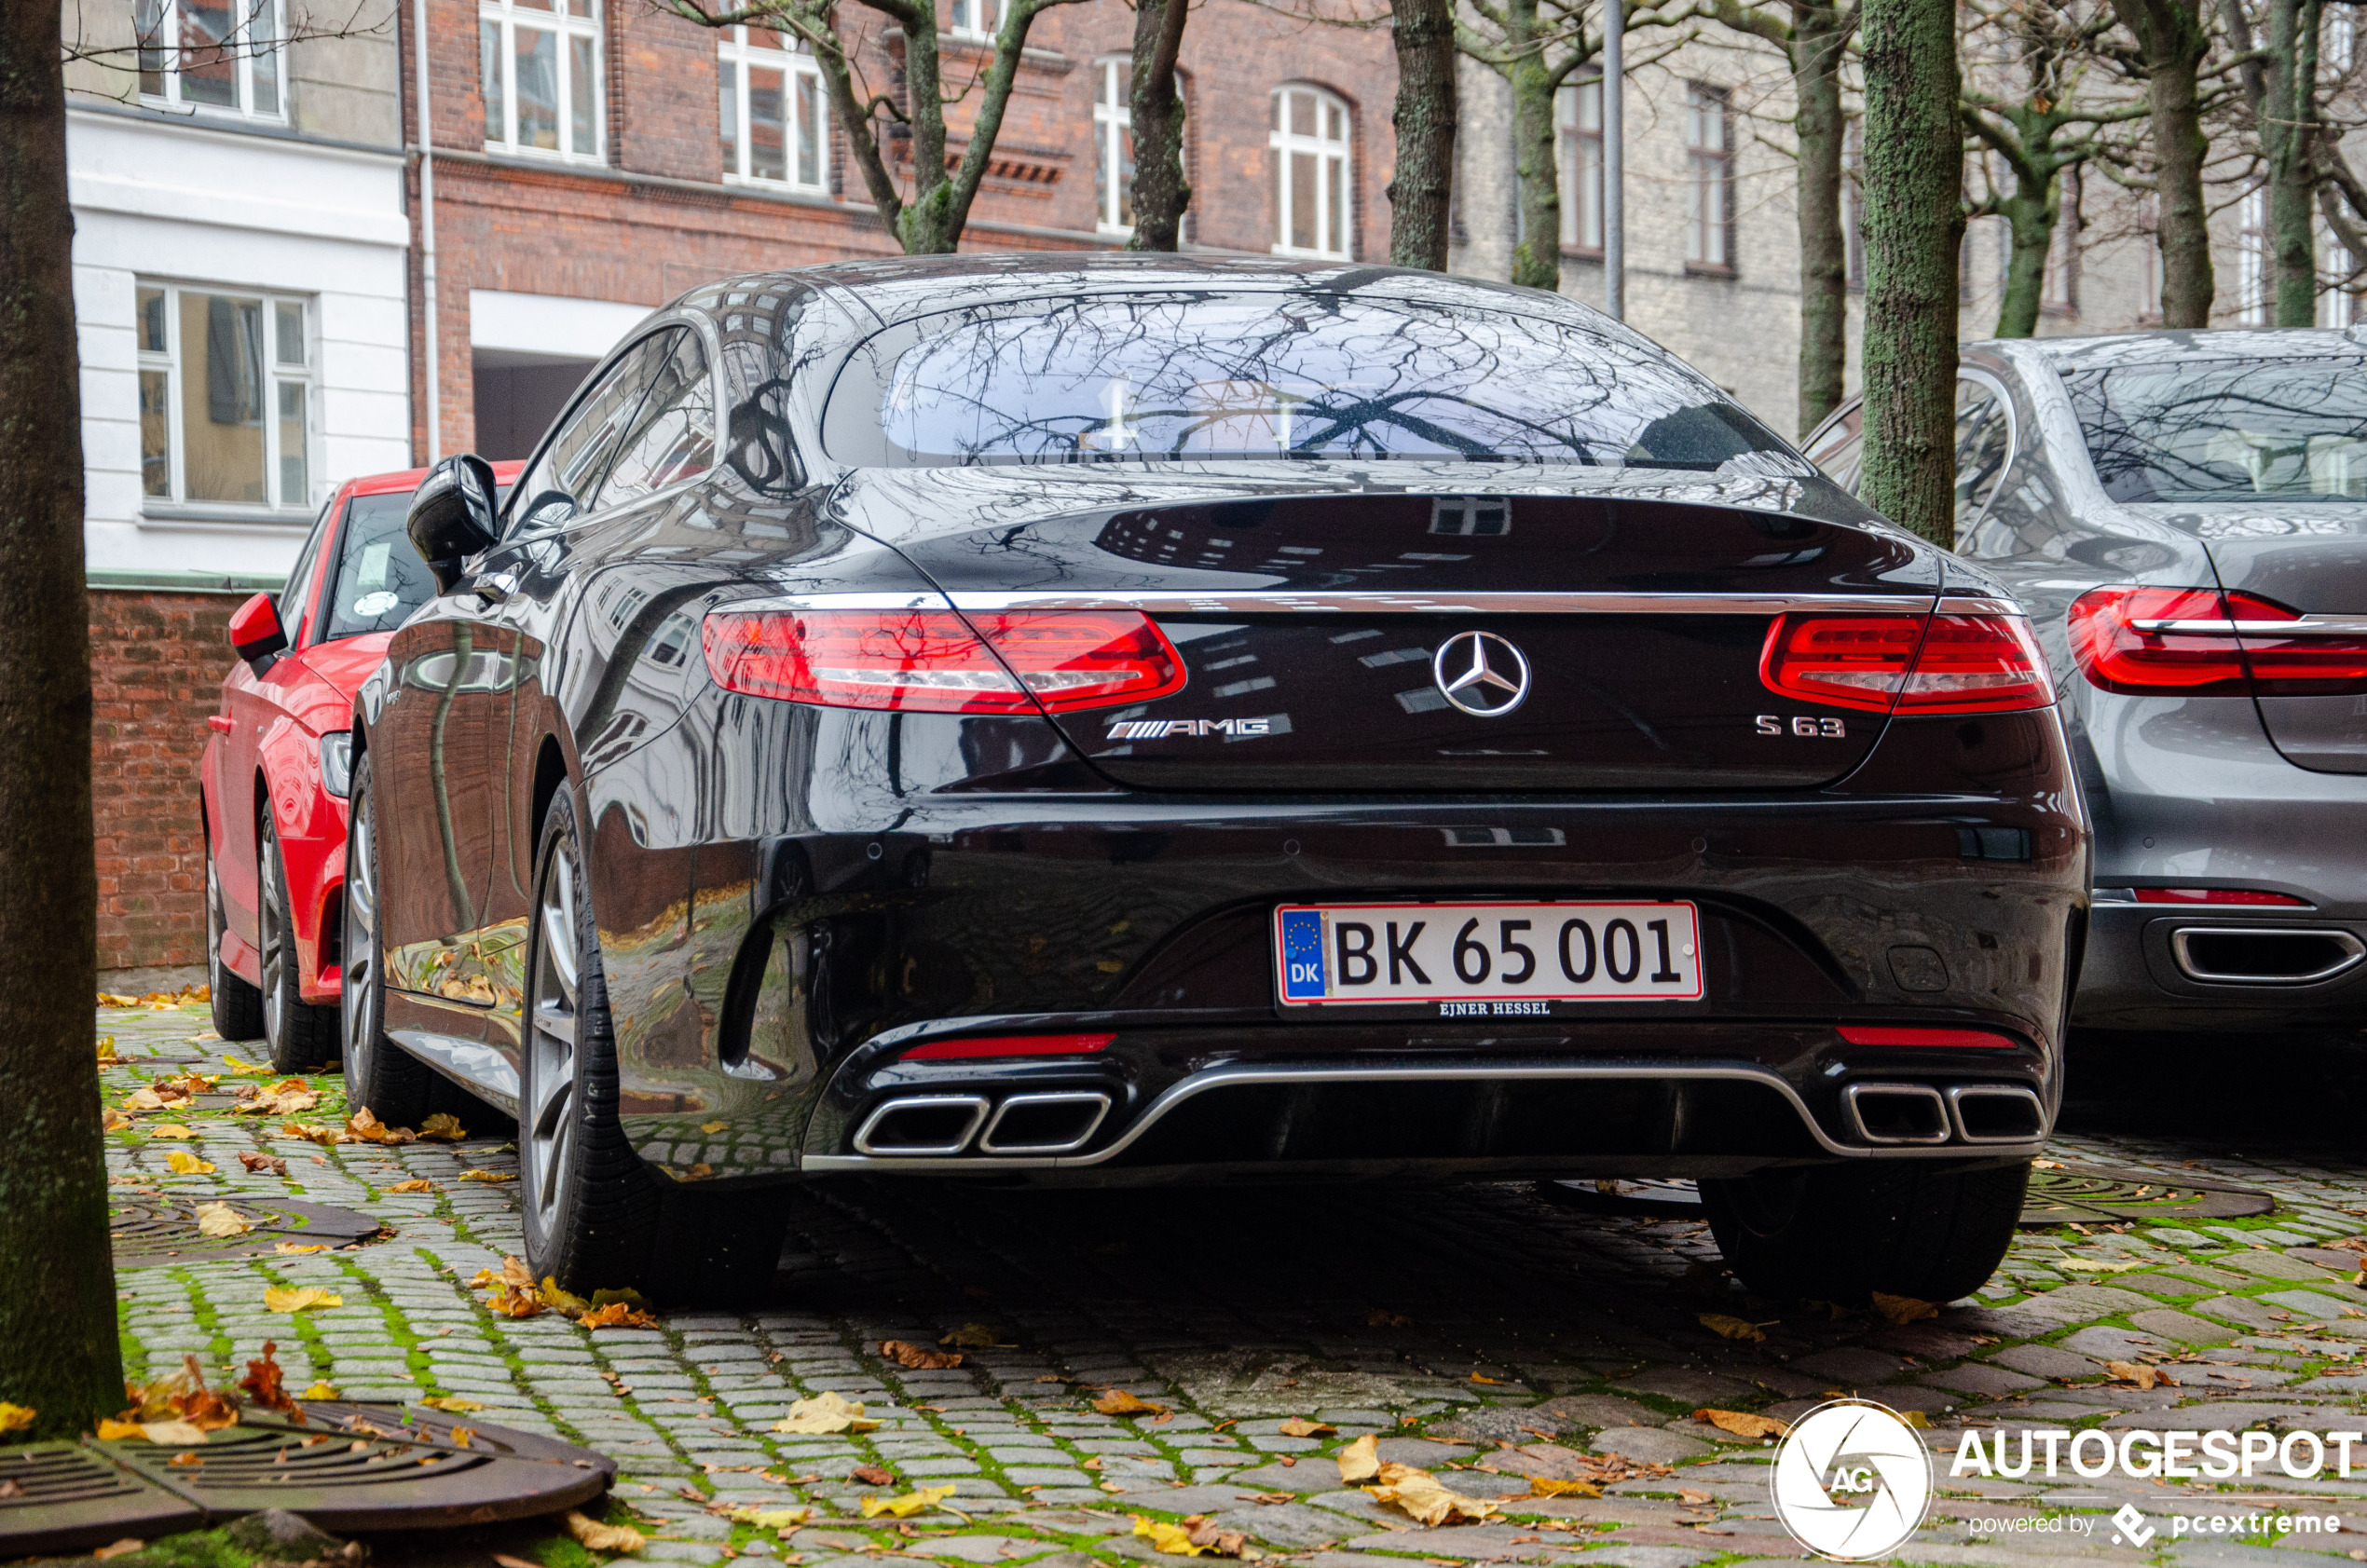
[0,0,121,1439]
[1127,0,1190,252]
[2137,0,2214,325]
[896,19,957,253]
[1506,0,1564,291]
[1388,0,1458,269]
[2268,0,2321,323]
[1791,2,1851,434]
[1991,179,2058,338]
[1859,0,1962,549]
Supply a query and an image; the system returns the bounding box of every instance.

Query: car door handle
[208,716,234,733]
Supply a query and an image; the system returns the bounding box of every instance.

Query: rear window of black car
[2065,357,2367,502]
[822,293,1806,472]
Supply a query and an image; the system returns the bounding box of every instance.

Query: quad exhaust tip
[1843,1082,2045,1145]
[854,1092,1113,1157]
[2170,926,2367,986]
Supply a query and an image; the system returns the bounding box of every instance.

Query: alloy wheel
[527,849,582,1231]
[342,786,379,1081]
[260,828,288,1044]
[206,852,227,996]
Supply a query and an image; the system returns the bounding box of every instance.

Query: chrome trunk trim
[729,591,1943,619]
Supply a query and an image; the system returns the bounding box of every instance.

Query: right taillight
[700,608,1185,714]
[1760,611,2052,716]
[2066,586,2250,694]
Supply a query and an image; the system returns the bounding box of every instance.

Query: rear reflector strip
[2133,887,2310,906]
[1836,1026,2019,1048]
[900,1032,1116,1061]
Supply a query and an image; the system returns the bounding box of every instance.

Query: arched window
[1270,84,1351,259]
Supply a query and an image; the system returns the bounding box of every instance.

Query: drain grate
[0,1404,614,1556]
[1539,1162,2276,1229]
[109,1195,383,1268]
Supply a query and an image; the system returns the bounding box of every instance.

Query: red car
[202,461,523,1066]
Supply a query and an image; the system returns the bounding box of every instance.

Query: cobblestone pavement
[91,1003,2367,1567]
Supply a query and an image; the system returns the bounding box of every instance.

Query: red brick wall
[90,589,227,975]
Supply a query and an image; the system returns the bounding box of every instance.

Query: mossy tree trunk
[0,0,122,1439]
[1126,0,1190,252]
[1389,0,1459,269]
[1859,0,1962,548]
[2224,0,2324,323]
[2111,0,2213,325]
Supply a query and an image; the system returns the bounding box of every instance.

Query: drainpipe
[1603,0,1624,321]
[412,0,441,463]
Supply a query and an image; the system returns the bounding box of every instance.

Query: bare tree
[1457,0,1701,291]
[2109,0,2217,323]
[1701,0,1858,431]
[0,0,120,1442]
[656,0,1088,253]
[2223,0,2323,322]
[1390,0,1459,267]
[1961,0,2147,337]
[1859,0,1960,546]
[1126,0,1191,250]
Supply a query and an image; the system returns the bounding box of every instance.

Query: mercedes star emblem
[1431,630,1531,717]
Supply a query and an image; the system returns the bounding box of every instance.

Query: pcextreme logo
[1770,1400,1936,1561]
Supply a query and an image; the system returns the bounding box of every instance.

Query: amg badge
[1107,717,1273,740]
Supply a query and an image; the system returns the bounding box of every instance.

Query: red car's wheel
[206,835,264,1043]
[260,812,336,1072]
[340,753,433,1125]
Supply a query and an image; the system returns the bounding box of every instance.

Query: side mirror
[227,592,288,676]
[406,454,500,594]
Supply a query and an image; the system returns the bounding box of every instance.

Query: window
[1684,83,1733,272]
[2138,196,2163,320]
[135,0,282,117]
[2333,7,2357,71]
[513,328,709,530]
[1804,403,1864,494]
[596,333,715,509]
[1094,57,1136,235]
[480,0,602,161]
[1271,85,1351,259]
[2240,184,2270,325]
[2066,358,2367,502]
[135,281,312,511]
[2322,229,2365,326]
[1952,378,2012,545]
[1558,75,1602,253]
[2043,170,2079,315]
[718,26,825,190]
[1844,120,1866,293]
[948,0,999,40]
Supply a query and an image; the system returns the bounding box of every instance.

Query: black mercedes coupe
[343,255,2086,1304]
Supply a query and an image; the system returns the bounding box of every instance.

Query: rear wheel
[340,754,433,1126]
[520,788,786,1305]
[260,812,336,1071]
[206,836,265,1042]
[1699,1160,2029,1305]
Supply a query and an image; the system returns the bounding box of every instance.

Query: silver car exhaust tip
[978,1092,1112,1155]
[1947,1084,2046,1143]
[853,1095,991,1156]
[2169,926,2367,986]
[1841,1083,1951,1145]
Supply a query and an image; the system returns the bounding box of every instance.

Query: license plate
[1274,900,1703,1008]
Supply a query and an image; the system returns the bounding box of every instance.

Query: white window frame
[718,25,828,192]
[135,0,286,120]
[2240,184,2271,325]
[1270,83,1352,261]
[480,0,605,163]
[1558,76,1603,253]
[1683,81,1733,272]
[948,0,1001,41]
[1094,56,1134,236]
[135,279,318,516]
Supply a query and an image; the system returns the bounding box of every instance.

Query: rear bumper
[2072,901,2367,1032]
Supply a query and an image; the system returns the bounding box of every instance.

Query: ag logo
[1770,1400,1934,1561]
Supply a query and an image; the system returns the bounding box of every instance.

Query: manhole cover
[0,1403,613,1557]
[110,1195,382,1268]
[1538,1164,2277,1229]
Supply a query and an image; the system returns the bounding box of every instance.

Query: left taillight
[700,607,1186,715]
[1759,611,2052,716]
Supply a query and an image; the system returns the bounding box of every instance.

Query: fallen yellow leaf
[1366,1464,1498,1525]
[124,1089,166,1111]
[1092,1387,1167,1416]
[101,1109,130,1132]
[0,1404,33,1434]
[1692,1407,1789,1439]
[564,1509,647,1553]
[1529,1478,1601,1498]
[726,1507,814,1529]
[386,1179,434,1193]
[581,1301,660,1330]
[418,1395,486,1412]
[1469,1372,1501,1384]
[263,1287,342,1313]
[2104,1360,2175,1390]
[151,1124,196,1139]
[346,1108,417,1145]
[701,1121,728,1135]
[1697,1312,1767,1343]
[96,1037,116,1062]
[163,1152,215,1175]
[541,1277,593,1319]
[417,1112,467,1141]
[2059,1258,2144,1274]
[1870,1292,1939,1326]
[274,1242,327,1256]
[859,1482,957,1520]
[1132,1515,1207,1556]
[1336,1432,1380,1482]
[773,1391,879,1435]
[882,1339,963,1370]
[1276,1417,1335,1437]
[193,1202,250,1238]
[101,1419,212,1445]
[458,1169,515,1183]
[221,1055,275,1076]
[280,1121,346,1146]
[1898,1410,1933,1429]
[299,1381,338,1399]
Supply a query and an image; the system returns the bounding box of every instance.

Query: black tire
[1699,1160,2029,1305]
[340,754,434,1126]
[206,831,266,1042]
[520,788,786,1306]
[260,812,337,1071]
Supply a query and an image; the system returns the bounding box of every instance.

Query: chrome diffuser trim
[1945,1084,2047,1145]
[801,1059,2047,1173]
[1840,1083,1951,1146]
[732,591,1943,619]
[852,1095,991,1156]
[978,1091,1113,1155]
[2169,926,2367,986]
